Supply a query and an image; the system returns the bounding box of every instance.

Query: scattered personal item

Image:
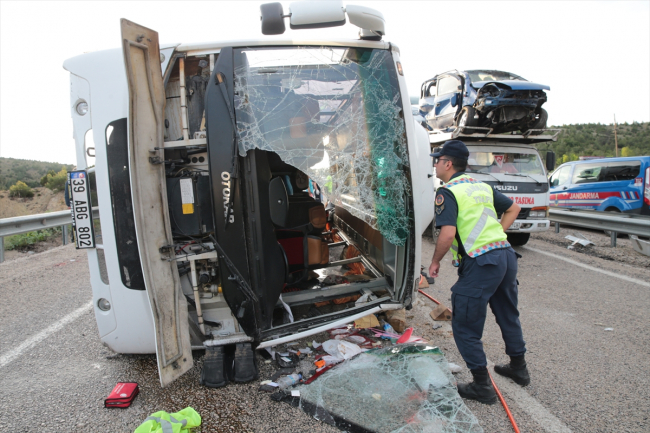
[386,308,407,333]
[354,314,380,329]
[134,407,201,433]
[104,382,139,408]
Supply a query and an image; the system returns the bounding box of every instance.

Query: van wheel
[604,208,626,238]
[456,106,478,133]
[507,232,530,246]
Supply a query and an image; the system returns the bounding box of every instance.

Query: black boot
[494,355,530,386]
[232,343,258,383]
[457,367,497,405]
[200,346,229,388]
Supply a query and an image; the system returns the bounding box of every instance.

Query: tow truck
[430,127,558,246]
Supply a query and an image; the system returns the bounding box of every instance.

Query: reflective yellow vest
[442,175,510,265]
[134,407,201,433]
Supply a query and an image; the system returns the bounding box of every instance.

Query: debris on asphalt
[430,303,452,321]
[630,235,650,257]
[566,233,594,249]
[354,313,380,329]
[296,344,483,433]
[604,328,614,331]
[432,323,443,330]
[386,308,407,333]
[448,362,463,374]
[104,382,139,408]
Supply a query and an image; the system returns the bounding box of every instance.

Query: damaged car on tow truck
[419,69,550,134]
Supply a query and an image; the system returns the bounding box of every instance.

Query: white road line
[522,246,650,288]
[489,367,573,433]
[0,300,93,369]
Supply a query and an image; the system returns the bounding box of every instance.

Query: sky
[1,0,649,165]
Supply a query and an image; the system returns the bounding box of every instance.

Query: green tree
[44,168,68,192]
[620,146,632,157]
[9,181,35,198]
[40,170,56,186]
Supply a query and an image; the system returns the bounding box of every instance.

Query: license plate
[69,170,95,249]
[509,222,521,230]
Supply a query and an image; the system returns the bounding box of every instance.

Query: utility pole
[613,114,618,157]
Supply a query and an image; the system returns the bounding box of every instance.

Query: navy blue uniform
[435,172,526,370]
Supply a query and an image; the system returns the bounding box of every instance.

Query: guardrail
[549,207,650,247]
[0,209,99,263]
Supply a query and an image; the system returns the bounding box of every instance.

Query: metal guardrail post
[0,236,4,263]
[555,222,560,233]
[62,225,69,246]
[611,232,617,248]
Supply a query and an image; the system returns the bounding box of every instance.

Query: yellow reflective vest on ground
[134,407,201,433]
[442,175,510,265]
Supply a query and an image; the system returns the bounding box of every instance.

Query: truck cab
[63,3,435,387]
[430,129,557,245]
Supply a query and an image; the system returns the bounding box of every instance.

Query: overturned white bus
[63,2,435,387]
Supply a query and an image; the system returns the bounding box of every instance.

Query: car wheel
[527,108,548,135]
[507,232,530,246]
[456,106,478,134]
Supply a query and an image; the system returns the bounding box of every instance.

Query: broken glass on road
[297,344,484,433]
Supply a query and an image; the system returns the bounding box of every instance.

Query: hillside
[0,187,68,219]
[536,121,650,166]
[0,157,75,190]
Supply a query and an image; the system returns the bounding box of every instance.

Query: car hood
[471,80,550,91]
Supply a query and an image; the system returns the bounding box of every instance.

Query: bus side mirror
[546,151,556,171]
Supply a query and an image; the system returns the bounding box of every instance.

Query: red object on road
[396,327,413,344]
[104,382,139,408]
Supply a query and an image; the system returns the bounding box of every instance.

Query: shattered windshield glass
[233,46,411,245]
[297,344,484,433]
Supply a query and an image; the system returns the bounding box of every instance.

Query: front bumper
[506,219,550,233]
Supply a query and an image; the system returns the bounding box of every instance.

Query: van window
[572,161,641,184]
[550,166,571,187]
[437,76,460,96]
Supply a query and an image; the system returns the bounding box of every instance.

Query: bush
[40,170,56,186]
[4,227,62,250]
[8,181,34,198]
[44,168,67,192]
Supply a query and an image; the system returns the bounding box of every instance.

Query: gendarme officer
[428,140,530,404]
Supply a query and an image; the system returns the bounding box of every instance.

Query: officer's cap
[430,140,469,160]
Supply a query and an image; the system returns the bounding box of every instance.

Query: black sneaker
[494,363,530,386]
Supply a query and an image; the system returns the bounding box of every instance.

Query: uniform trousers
[450,247,526,370]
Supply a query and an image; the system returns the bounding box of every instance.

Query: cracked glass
[234,46,411,245]
[297,344,483,433]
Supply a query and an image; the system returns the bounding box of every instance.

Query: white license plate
[69,171,95,249]
[509,222,521,230]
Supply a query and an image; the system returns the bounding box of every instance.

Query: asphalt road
[0,234,648,432]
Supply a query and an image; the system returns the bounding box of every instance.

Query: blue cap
[430,140,469,160]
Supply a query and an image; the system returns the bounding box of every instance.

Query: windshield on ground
[233,46,410,245]
[466,70,526,82]
[468,152,545,176]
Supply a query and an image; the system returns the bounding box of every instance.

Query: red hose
[489,371,521,433]
[417,288,442,305]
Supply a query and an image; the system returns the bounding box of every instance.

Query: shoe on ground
[457,381,497,405]
[494,363,530,386]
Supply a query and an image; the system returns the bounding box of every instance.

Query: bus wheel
[507,232,530,246]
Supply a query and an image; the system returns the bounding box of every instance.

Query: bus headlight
[76,100,89,116]
[97,298,111,311]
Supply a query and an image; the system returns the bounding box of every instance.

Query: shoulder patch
[435,193,445,206]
